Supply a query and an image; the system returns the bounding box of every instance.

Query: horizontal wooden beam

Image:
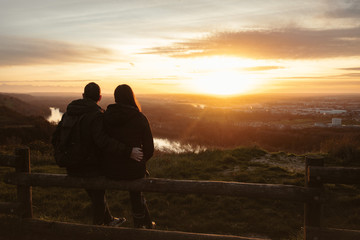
[0,202,19,214]
[0,154,17,167]
[4,172,319,202]
[306,226,360,240]
[21,218,267,240]
[308,166,360,184]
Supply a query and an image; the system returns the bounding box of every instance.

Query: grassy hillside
[1,144,360,240]
[0,106,55,145]
[0,94,56,145]
[0,93,48,117]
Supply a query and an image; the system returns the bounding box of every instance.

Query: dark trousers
[130,191,152,228]
[86,189,113,225]
[67,170,112,225]
[86,190,150,226]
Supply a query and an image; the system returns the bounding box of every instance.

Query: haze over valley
[1,91,359,154]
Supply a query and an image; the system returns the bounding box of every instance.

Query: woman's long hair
[114,84,141,111]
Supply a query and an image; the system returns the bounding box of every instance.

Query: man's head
[83,82,101,102]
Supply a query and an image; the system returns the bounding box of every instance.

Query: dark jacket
[103,103,154,180]
[53,98,132,177]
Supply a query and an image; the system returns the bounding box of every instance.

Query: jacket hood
[105,103,139,125]
[66,98,101,116]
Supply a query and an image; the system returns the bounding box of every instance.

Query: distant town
[233,95,360,129]
[141,94,360,131]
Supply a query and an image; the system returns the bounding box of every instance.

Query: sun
[182,56,263,96]
[191,70,258,96]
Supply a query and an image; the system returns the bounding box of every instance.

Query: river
[47,107,63,123]
[46,107,205,153]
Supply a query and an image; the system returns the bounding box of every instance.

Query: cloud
[267,79,360,93]
[0,80,96,83]
[147,82,179,86]
[0,83,83,93]
[276,72,360,80]
[142,27,360,60]
[338,67,360,71]
[274,80,360,87]
[242,66,284,71]
[324,0,360,19]
[0,36,115,66]
[340,73,360,78]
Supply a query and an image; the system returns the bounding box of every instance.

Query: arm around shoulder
[90,112,132,158]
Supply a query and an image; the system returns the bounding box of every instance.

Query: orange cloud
[265,79,360,93]
[242,66,284,71]
[338,67,360,71]
[142,27,360,60]
[277,73,360,80]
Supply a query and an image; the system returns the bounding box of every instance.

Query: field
[1,143,360,240]
[1,93,360,239]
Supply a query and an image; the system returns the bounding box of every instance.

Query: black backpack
[52,113,86,168]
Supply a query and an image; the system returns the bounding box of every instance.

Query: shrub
[321,137,360,166]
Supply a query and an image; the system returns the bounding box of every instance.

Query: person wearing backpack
[52,82,143,226]
[102,84,155,229]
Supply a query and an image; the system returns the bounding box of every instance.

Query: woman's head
[114,84,141,111]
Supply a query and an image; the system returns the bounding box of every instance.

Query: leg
[85,189,112,225]
[129,191,153,228]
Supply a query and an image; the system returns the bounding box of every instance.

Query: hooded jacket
[53,98,131,176]
[102,103,154,180]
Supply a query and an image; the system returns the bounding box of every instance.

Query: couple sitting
[52,82,154,228]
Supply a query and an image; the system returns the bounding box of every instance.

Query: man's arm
[90,112,143,160]
[131,147,143,162]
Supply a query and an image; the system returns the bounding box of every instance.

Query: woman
[102,84,155,229]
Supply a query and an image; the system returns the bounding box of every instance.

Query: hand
[130,147,143,162]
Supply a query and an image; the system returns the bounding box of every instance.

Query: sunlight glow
[192,70,259,95]
[181,57,264,95]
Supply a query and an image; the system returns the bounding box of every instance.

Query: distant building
[314,122,327,127]
[320,110,347,115]
[332,118,342,126]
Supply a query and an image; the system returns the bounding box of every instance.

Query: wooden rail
[19,218,263,240]
[0,154,17,167]
[1,148,360,240]
[4,172,318,202]
[306,227,360,240]
[0,202,19,214]
[308,166,360,184]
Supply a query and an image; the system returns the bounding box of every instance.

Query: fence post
[15,147,33,218]
[304,155,324,240]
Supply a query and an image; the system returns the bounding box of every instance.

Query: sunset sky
[0,0,359,95]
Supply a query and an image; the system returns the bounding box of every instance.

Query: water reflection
[154,138,206,153]
[46,108,204,153]
[47,107,63,123]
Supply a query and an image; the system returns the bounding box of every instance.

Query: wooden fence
[1,147,360,240]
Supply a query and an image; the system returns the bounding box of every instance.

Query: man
[53,82,142,226]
